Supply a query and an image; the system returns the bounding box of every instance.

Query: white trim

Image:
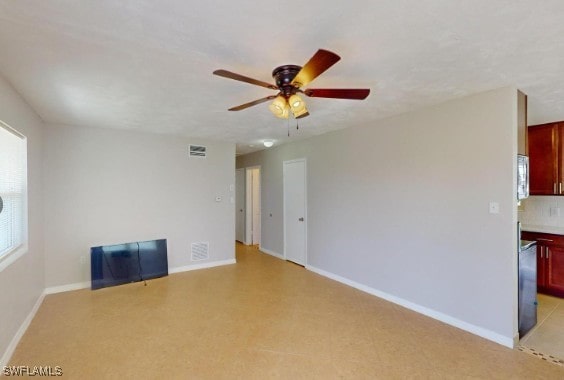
[0,243,28,272]
[235,168,246,244]
[0,121,28,273]
[169,259,236,274]
[0,292,45,368]
[306,264,515,349]
[43,260,238,294]
[44,281,90,294]
[259,247,284,260]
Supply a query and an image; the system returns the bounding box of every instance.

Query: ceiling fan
[213,49,370,119]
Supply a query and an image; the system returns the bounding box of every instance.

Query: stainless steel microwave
[517,155,529,200]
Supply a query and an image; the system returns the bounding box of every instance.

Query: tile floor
[8,243,564,379]
[520,293,564,364]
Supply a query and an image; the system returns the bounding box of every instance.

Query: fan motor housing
[272,65,301,96]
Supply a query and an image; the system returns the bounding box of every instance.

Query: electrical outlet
[80,256,86,265]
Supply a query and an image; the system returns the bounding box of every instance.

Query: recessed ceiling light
[263,140,274,148]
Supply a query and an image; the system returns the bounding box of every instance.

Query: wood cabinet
[522,231,564,297]
[528,121,564,195]
[546,244,564,295]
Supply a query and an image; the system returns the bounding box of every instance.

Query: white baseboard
[259,247,284,260]
[306,264,515,349]
[44,281,90,295]
[169,259,236,274]
[44,260,237,293]
[0,292,45,368]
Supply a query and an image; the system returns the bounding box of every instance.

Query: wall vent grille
[191,242,209,261]
[189,145,206,158]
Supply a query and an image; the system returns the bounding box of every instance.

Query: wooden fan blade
[304,88,370,100]
[228,95,277,111]
[291,49,341,87]
[213,69,278,90]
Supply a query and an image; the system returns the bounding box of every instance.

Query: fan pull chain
[287,117,290,137]
[296,119,299,130]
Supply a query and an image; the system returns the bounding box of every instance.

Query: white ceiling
[1,1,564,155]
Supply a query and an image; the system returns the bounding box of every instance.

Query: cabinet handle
[540,246,544,259]
[537,238,554,242]
[555,183,557,194]
[560,183,562,194]
[546,248,550,259]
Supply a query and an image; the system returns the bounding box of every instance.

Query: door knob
[240,209,243,212]
[299,217,304,221]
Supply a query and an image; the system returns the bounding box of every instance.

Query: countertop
[521,224,564,235]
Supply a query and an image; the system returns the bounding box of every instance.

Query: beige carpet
[9,243,564,379]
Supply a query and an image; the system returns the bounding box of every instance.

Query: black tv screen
[91,239,168,290]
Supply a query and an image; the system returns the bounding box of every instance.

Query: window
[0,121,27,271]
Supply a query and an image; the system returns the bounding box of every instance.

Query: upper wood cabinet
[528,122,563,195]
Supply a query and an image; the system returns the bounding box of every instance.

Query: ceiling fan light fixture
[292,107,309,119]
[289,94,308,118]
[269,95,289,119]
[213,49,370,120]
[289,94,303,109]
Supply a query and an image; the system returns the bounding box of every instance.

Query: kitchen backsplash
[519,196,564,227]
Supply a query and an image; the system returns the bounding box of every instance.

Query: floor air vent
[191,242,209,261]
[189,145,206,158]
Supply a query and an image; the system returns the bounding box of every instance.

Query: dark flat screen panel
[91,239,168,290]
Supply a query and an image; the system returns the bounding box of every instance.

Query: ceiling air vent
[191,242,209,261]
[189,145,206,158]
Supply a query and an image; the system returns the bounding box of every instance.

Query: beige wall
[237,87,519,345]
[43,125,235,288]
[0,75,45,364]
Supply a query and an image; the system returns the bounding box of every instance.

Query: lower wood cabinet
[522,231,564,298]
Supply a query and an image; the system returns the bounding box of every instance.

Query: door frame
[283,158,307,265]
[235,168,245,243]
[245,165,261,246]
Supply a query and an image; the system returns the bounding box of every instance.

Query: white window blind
[0,121,27,261]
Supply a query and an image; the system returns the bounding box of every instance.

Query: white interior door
[284,159,307,265]
[251,169,261,245]
[245,167,261,245]
[235,168,245,243]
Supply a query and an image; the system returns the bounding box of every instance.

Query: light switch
[489,202,500,214]
[229,184,234,192]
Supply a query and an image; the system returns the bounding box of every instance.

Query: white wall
[237,87,519,345]
[0,75,45,363]
[44,125,235,288]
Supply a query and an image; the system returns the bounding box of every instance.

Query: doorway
[283,158,307,265]
[245,167,261,246]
